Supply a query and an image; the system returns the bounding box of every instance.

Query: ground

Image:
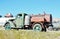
[0,30,60,39]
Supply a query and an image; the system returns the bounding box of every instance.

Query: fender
[4,21,16,27]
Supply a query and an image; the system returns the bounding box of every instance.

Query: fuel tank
[31,14,52,23]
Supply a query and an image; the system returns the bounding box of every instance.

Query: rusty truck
[4,13,53,31]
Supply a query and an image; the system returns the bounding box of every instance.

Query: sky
[0,0,60,18]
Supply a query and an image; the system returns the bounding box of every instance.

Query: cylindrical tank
[25,15,30,25]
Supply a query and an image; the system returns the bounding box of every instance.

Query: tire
[4,22,11,30]
[33,23,42,31]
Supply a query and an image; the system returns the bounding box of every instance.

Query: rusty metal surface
[31,16,44,22]
[31,14,51,22]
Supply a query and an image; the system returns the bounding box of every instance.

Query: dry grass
[0,30,60,39]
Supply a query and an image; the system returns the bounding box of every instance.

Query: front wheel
[4,22,11,30]
[33,23,42,31]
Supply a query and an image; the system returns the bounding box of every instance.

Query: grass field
[0,30,60,39]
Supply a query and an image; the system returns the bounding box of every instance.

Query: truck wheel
[4,22,11,30]
[33,23,42,31]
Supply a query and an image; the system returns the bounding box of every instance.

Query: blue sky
[0,0,60,18]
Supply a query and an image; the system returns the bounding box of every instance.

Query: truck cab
[4,13,28,30]
[14,13,25,28]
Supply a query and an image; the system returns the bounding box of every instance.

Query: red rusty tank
[31,15,44,22]
[31,13,52,23]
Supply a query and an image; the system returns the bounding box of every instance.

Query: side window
[17,14,22,18]
[17,15,20,18]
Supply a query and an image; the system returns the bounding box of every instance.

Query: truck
[4,13,53,31]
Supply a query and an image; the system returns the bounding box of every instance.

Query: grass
[0,30,60,39]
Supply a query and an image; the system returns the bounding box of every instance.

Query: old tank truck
[4,13,53,31]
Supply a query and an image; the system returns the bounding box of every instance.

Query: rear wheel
[4,22,11,30]
[33,23,42,31]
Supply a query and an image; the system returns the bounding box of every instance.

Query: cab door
[14,13,24,28]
